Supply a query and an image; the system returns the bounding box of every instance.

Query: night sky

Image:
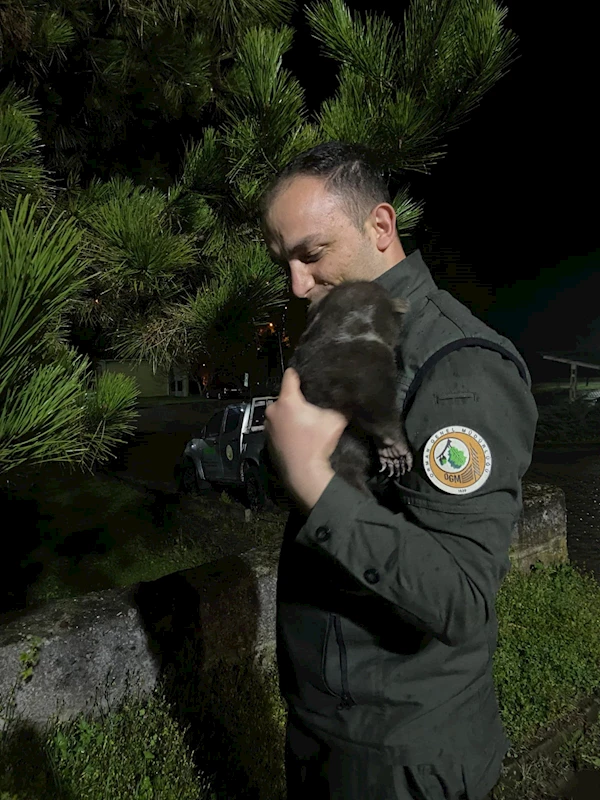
[285,1,597,382]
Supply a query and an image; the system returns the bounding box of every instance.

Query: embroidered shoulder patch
[423,426,492,495]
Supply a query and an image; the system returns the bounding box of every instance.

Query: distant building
[96,360,196,398]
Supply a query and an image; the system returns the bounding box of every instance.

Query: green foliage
[46,694,210,800]
[0,0,296,183]
[16,472,285,608]
[0,84,53,209]
[219,489,234,504]
[391,183,426,234]
[0,195,84,364]
[79,372,140,470]
[18,636,42,683]
[66,176,199,328]
[179,655,287,798]
[201,0,295,42]
[214,24,319,226]
[0,194,139,476]
[309,0,518,172]
[113,241,288,378]
[494,560,600,752]
[0,0,521,458]
[0,688,212,799]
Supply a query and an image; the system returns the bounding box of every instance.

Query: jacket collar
[374,249,438,313]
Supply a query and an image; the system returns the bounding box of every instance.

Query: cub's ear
[391,298,410,315]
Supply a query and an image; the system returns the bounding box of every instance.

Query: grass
[2,560,600,798]
[1,467,285,615]
[0,652,286,800]
[492,712,600,800]
[0,686,212,799]
[494,561,600,756]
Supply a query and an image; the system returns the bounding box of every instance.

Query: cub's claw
[378,441,413,478]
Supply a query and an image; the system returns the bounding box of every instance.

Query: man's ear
[369,203,397,252]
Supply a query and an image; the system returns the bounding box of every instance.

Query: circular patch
[225,444,234,461]
[423,426,491,495]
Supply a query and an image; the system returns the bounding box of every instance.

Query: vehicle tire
[244,463,267,510]
[179,456,202,495]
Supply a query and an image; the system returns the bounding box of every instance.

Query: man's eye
[304,252,320,263]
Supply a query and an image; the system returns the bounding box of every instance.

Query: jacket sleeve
[294,346,539,647]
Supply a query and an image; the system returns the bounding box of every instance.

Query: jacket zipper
[332,614,356,711]
[320,614,342,699]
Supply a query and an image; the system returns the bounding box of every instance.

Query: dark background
[283,1,597,383]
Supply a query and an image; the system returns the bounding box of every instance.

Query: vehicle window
[224,406,243,434]
[205,411,225,438]
[250,399,275,429]
[252,404,267,428]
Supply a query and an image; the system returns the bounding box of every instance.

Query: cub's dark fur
[289,281,412,494]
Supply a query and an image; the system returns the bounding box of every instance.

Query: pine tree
[0,193,140,478]
[0,0,295,186]
[1,0,519,433]
[114,0,517,380]
[0,89,139,477]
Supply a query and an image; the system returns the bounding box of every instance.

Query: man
[261,142,538,800]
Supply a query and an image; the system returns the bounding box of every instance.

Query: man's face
[263,175,379,304]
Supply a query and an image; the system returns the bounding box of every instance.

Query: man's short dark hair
[260,141,391,230]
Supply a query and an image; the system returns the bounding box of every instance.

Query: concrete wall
[509,483,568,572]
[0,482,568,731]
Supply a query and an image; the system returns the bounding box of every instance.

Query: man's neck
[371,241,408,281]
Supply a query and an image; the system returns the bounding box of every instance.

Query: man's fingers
[278,367,302,398]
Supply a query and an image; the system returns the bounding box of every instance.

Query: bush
[535,398,600,445]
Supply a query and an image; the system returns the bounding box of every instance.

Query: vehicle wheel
[179,457,201,495]
[244,463,267,510]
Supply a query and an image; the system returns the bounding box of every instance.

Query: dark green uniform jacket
[276,251,538,776]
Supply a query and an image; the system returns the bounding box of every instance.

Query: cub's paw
[378,441,413,478]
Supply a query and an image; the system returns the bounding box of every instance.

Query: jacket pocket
[321,613,357,711]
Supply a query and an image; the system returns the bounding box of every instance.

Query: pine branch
[0,195,86,364]
[198,0,295,43]
[306,0,402,90]
[0,192,139,475]
[71,177,198,307]
[29,9,77,63]
[220,25,307,147]
[312,0,518,175]
[79,370,140,470]
[400,0,457,95]
[0,84,54,208]
[391,184,425,234]
[113,241,288,375]
[0,352,89,474]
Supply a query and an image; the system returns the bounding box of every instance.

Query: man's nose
[289,262,315,299]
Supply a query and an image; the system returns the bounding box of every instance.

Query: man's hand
[265,368,349,513]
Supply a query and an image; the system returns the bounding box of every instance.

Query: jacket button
[315,526,331,542]
[364,568,380,585]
